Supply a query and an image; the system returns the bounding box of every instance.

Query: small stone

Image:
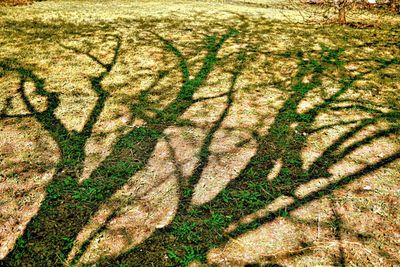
[346,64,358,71]
[120,116,129,123]
[363,185,372,191]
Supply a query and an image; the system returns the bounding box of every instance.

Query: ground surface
[0,1,399,266]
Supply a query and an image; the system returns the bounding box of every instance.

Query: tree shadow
[0,34,122,265]
[0,18,399,267]
[102,41,399,266]
[0,27,239,266]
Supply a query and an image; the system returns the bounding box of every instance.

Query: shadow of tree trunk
[1,29,238,266]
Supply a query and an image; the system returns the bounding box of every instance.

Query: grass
[0,0,400,266]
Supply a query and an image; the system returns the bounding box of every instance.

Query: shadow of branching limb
[98,45,400,266]
[103,47,247,267]
[205,50,400,250]
[34,29,237,265]
[177,50,247,214]
[1,35,121,266]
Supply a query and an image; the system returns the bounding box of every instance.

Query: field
[0,0,400,266]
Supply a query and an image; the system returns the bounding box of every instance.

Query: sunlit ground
[0,0,399,266]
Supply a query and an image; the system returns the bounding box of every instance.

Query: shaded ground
[0,1,399,266]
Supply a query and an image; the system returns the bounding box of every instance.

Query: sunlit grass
[0,0,399,266]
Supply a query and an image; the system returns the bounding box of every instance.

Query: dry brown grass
[0,1,399,266]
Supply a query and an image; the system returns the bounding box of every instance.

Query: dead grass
[0,0,399,266]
